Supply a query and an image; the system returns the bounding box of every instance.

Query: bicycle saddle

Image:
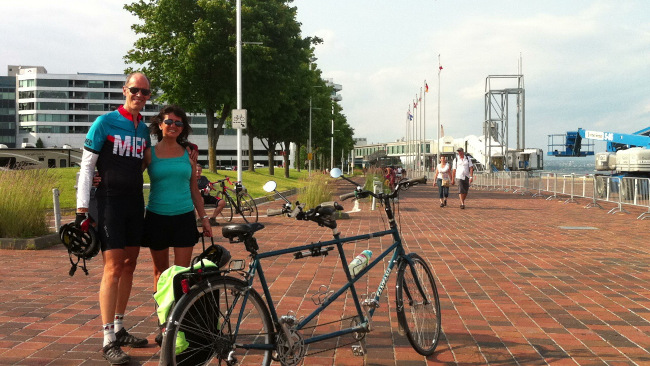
[221,222,265,240]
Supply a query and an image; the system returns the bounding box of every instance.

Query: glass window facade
[36,114,69,122]
[0,76,17,147]
[18,79,35,87]
[37,90,68,98]
[36,79,68,87]
[37,102,67,110]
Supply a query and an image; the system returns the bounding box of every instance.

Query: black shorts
[96,195,145,252]
[203,195,221,205]
[142,210,199,251]
[458,177,470,194]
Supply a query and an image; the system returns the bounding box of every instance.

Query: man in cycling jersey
[76,72,151,365]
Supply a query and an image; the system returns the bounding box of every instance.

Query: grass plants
[0,168,52,238]
[296,173,334,209]
[364,167,388,193]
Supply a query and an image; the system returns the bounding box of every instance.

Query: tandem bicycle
[159,168,441,365]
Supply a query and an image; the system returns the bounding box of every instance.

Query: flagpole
[437,54,442,160]
[423,81,427,172]
[404,106,411,167]
[405,109,408,168]
[412,99,416,172]
[419,87,423,174]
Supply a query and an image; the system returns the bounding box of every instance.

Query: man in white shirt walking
[451,147,474,209]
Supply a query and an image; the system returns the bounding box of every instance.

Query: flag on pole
[425,82,429,93]
[413,101,417,109]
[407,109,413,121]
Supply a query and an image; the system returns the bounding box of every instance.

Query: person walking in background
[433,156,452,207]
[76,72,152,365]
[196,164,227,226]
[451,147,474,209]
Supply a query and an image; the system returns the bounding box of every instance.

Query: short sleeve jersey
[84,106,151,198]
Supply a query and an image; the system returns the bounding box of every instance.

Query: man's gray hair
[124,72,150,86]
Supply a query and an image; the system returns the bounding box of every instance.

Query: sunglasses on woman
[163,119,184,127]
[127,87,151,96]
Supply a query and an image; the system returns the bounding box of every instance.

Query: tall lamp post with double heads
[308,57,316,176]
[325,79,342,170]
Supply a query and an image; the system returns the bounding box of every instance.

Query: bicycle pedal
[351,344,366,356]
[361,298,380,309]
[279,314,297,327]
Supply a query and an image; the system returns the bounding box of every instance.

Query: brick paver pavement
[1,182,649,365]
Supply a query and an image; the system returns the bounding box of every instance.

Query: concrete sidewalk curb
[0,232,60,250]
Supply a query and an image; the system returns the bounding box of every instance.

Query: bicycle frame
[233,196,416,351]
[214,178,251,223]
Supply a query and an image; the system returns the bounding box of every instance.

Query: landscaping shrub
[297,173,333,209]
[0,168,52,238]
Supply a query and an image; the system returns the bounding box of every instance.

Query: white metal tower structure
[483,74,525,170]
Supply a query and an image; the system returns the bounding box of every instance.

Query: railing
[473,171,650,220]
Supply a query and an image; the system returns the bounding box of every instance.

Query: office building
[0,75,16,147]
[9,65,284,167]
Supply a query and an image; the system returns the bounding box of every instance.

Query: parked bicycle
[159,168,440,365]
[206,176,258,223]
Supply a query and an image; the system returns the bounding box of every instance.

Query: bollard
[372,180,382,210]
[53,188,61,232]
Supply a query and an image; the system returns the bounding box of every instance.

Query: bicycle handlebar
[267,208,285,217]
[339,176,427,201]
[339,191,358,201]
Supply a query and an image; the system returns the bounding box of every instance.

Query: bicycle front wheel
[160,276,273,366]
[238,192,258,223]
[396,253,441,356]
[216,192,233,222]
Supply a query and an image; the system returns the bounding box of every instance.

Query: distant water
[543,156,596,175]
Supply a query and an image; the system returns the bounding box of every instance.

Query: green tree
[124,0,235,172]
[238,0,319,177]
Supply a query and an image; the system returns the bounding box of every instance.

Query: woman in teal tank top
[142,105,214,292]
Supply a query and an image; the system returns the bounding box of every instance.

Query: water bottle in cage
[348,250,373,278]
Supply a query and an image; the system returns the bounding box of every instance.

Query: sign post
[232,109,247,130]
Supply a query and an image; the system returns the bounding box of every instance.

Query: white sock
[114,314,124,333]
[103,323,116,347]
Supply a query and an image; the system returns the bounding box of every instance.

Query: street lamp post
[235,0,243,183]
[308,96,312,176]
[325,79,342,171]
[308,57,317,176]
[330,101,334,171]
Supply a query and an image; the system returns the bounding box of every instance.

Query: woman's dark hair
[149,105,192,144]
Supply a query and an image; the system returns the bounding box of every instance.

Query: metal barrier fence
[473,171,650,220]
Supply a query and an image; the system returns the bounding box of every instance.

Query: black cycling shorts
[142,210,199,251]
[203,195,221,205]
[96,195,145,251]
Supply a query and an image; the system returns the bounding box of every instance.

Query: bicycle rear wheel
[396,253,441,356]
[216,192,233,222]
[238,192,258,223]
[160,276,273,366]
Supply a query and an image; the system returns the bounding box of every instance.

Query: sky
[2,0,649,152]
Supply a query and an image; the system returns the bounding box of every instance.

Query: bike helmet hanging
[60,222,99,276]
